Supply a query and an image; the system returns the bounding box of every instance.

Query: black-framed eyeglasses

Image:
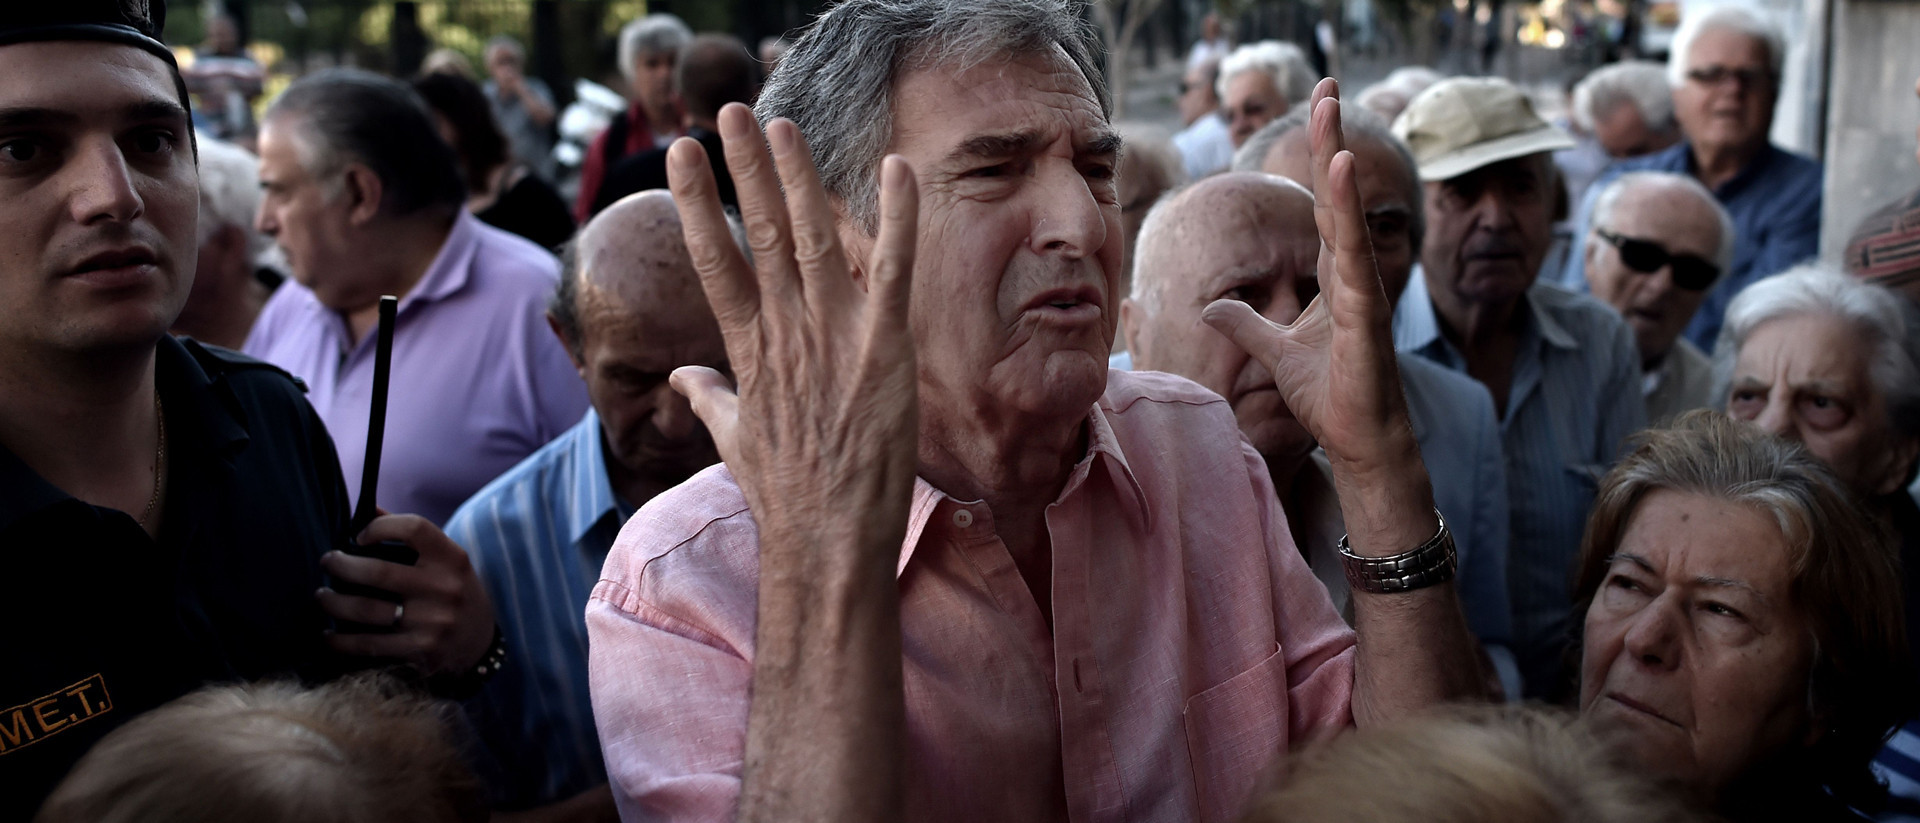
[1595,229,1721,291]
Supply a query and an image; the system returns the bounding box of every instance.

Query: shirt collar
[563,409,624,550]
[890,400,1154,579]
[1524,283,1579,350]
[399,212,481,311]
[0,337,249,532]
[1677,139,1782,197]
[1394,266,1576,352]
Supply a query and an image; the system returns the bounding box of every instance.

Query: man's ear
[341,163,384,227]
[837,207,876,293]
[1871,435,1920,497]
[546,313,588,374]
[1119,298,1146,366]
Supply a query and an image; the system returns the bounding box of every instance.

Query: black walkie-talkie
[332,295,419,633]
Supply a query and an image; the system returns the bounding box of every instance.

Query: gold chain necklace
[137,392,165,530]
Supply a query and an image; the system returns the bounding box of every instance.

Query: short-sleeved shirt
[586,370,1356,823]
[1396,275,1646,697]
[0,337,353,819]
[244,213,589,526]
[1563,141,1823,349]
[444,410,626,809]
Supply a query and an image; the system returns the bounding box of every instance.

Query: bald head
[550,190,730,489]
[1122,172,1322,465]
[556,190,716,350]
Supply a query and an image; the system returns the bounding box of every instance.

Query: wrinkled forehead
[895,49,1108,142]
[1165,181,1317,272]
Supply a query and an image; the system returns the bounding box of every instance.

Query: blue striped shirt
[444,410,626,808]
[1396,274,1646,697]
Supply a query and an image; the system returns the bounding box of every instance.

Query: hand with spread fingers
[1203,79,1489,720]
[664,102,919,823]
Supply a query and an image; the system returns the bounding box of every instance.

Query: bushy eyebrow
[1609,553,1774,607]
[946,127,1124,165]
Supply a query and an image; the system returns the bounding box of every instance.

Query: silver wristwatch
[1337,510,1457,594]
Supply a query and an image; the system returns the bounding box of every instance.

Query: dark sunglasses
[1596,229,1720,291]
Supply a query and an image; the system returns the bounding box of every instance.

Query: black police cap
[0,0,176,67]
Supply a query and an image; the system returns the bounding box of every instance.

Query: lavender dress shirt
[244,213,589,525]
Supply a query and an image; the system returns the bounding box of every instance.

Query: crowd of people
[6,0,1920,821]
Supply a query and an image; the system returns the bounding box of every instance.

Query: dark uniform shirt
[0,336,354,819]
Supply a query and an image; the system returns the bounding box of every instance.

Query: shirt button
[952,509,974,529]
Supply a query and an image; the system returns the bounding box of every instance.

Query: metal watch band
[1337,510,1457,594]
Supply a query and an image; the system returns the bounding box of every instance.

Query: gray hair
[754,0,1109,232]
[1215,40,1316,106]
[1713,264,1920,446]
[1667,5,1786,88]
[264,68,466,217]
[618,14,693,81]
[484,35,524,63]
[193,133,272,265]
[1572,61,1674,134]
[1588,170,1735,274]
[1230,105,1426,253]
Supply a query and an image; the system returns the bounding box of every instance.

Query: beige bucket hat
[1392,77,1575,182]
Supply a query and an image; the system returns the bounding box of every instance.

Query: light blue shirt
[1396,274,1646,697]
[1559,141,1823,350]
[1109,349,1514,650]
[445,410,624,808]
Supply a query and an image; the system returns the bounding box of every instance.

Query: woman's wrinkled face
[1579,490,1819,799]
[1728,313,1920,497]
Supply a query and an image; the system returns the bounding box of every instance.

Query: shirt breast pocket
[1182,644,1286,823]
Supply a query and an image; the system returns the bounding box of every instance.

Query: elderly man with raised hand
[245,70,588,527]
[1567,6,1821,348]
[0,4,498,816]
[586,1,1486,820]
[445,191,728,821]
[1392,77,1646,699]
[573,14,691,222]
[1582,171,1733,425]
[1218,40,1317,147]
[1212,107,1514,687]
[171,135,278,350]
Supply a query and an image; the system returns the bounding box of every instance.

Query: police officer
[0,4,499,815]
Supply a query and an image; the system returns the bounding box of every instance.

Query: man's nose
[1468,187,1519,230]
[66,138,144,226]
[652,383,700,441]
[1621,598,1683,672]
[254,200,278,237]
[1752,394,1797,441]
[1030,163,1108,260]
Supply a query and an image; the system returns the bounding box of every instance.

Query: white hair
[1382,66,1444,97]
[1713,264,1920,443]
[1666,5,1786,88]
[1588,170,1736,274]
[617,14,692,81]
[1572,61,1674,133]
[1215,40,1316,106]
[193,133,273,265]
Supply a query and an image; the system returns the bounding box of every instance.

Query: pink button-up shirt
[586,370,1356,823]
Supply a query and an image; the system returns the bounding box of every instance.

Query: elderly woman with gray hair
[1565,412,1913,822]
[1716,265,1920,607]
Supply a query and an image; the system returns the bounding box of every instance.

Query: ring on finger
[392,603,405,627]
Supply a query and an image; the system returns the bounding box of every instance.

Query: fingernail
[768,119,794,154]
[884,155,909,191]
